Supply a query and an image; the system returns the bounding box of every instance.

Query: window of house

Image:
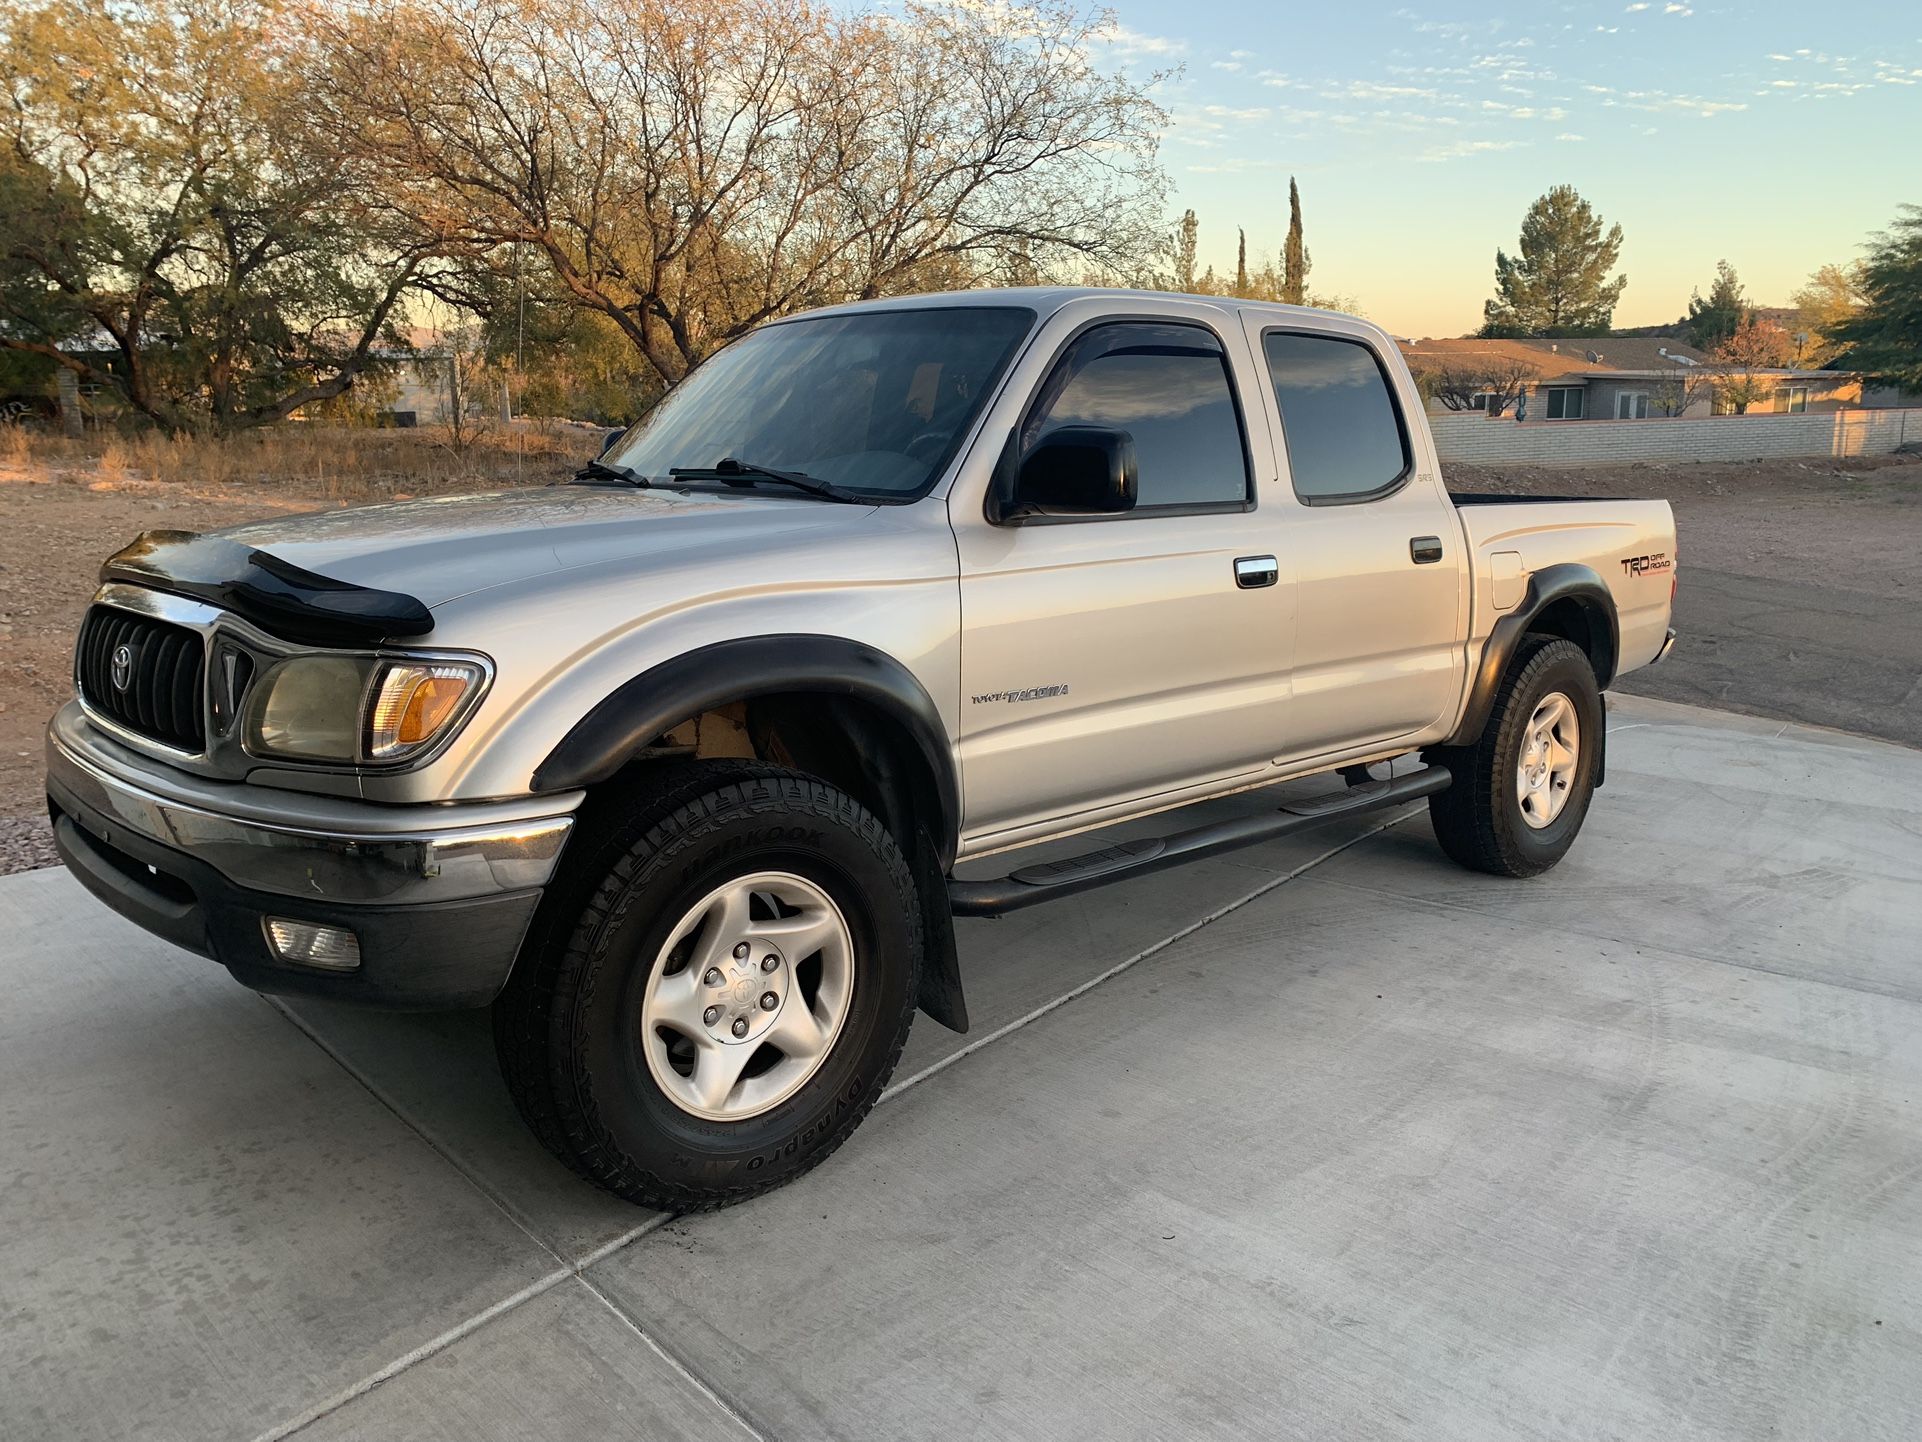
[1469,391,1496,412]
[1261,331,1411,503]
[1022,322,1251,511]
[1545,387,1585,421]
[1774,385,1809,414]
[1615,391,1650,420]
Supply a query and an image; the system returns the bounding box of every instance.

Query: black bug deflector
[102,530,435,646]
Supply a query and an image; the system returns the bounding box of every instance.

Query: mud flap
[911,828,969,1033]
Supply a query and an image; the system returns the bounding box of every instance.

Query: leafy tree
[1787,263,1865,367]
[1831,206,1922,392]
[1684,259,1747,352]
[1168,210,1200,292]
[1282,177,1309,306]
[314,0,1170,392]
[0,0,447,434]
[1713,314,1794,414]
[1479,185,1626,338]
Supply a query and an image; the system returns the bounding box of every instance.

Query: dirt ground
[4,448,1919,874]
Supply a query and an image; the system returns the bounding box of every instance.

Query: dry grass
[0,420,604,502]
[0,421,33,469]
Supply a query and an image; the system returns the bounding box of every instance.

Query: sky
[1090,0,1922,337]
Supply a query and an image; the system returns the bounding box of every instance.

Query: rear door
[1240,317,1467,760]
[953,315,1295,844]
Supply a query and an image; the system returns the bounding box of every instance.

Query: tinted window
[1261,332,1410,502]
[609,306,1034,497]
[1024,323,1249,509]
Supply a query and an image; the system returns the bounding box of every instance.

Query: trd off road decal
[971,683,1070,705]
[1620,551,1673,578]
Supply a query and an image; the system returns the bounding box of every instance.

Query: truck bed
[1451,493,1677,683]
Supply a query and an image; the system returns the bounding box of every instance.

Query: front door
[954,319,1295,845]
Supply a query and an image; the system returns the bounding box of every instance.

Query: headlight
[245,655,485,765]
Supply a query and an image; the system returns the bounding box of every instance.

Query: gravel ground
[4,451,1918,876]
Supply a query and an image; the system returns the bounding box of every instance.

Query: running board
[947,766,1451,918]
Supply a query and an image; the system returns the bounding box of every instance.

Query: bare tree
[310,0,1169,390]
[1425,360,1532,416]
[1650,362,1711,417]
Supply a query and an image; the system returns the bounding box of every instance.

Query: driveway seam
[248,1264,574,1442]
[880,806,1423,1104]
[577,1273,769,1441]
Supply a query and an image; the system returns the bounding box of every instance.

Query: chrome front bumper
[46,701,576,905]
[45,702,582,1009]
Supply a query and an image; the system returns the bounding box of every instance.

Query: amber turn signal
[366,662,481,759]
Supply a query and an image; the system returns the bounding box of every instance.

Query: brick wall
[1430,408,1922,469]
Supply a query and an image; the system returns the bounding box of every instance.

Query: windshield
[606,306,1035,499]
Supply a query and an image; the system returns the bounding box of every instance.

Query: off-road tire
[492,762,922,1210]
[1426,635,1603,878]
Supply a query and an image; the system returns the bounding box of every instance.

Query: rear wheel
[493,762,921,1210]
[1427,635,1602,877]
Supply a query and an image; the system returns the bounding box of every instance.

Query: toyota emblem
[110,643,135,693]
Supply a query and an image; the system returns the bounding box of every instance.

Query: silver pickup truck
[46,288,1676,1208]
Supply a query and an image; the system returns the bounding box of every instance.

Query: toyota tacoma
[46,289,1677,1209]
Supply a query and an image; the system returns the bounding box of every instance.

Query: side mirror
[995,426,1138,522]
[597,427,624,459]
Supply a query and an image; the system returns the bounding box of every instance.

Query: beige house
[1399,336,1860,421]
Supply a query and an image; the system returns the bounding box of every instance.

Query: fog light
[264,917,362,971]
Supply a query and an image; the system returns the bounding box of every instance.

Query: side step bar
[947,765,1451,918]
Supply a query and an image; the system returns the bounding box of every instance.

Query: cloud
[1616,88,1749,115]
[1624,2,1648,10]
[1663,3,1692,13]
[1093,22,1185,58]
[1211,60,1244,72]
[1418,137,1529,162]
[1556,132,1586,141]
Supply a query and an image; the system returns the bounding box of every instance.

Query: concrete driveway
[4,695,1919,1441]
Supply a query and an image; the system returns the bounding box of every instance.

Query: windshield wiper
[668,456,863,504]
[569,458,650,487]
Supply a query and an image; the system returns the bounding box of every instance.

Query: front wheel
[1427,635,1603,877]
[493,763,922,1210]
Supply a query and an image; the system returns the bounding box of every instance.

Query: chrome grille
[76,605,206,751]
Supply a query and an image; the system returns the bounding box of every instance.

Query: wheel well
[582,693,943,863]
[1525,596,1615,688]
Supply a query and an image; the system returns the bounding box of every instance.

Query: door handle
[1410,536,1444,565]
[1234,555,1278,589]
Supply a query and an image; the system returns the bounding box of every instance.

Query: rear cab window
[1260,331,1412,505]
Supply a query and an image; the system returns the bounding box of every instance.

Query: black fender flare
[1445,563,1619,748]
[530,634,961,867]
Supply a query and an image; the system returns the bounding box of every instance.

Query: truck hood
[216,486,882,609]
